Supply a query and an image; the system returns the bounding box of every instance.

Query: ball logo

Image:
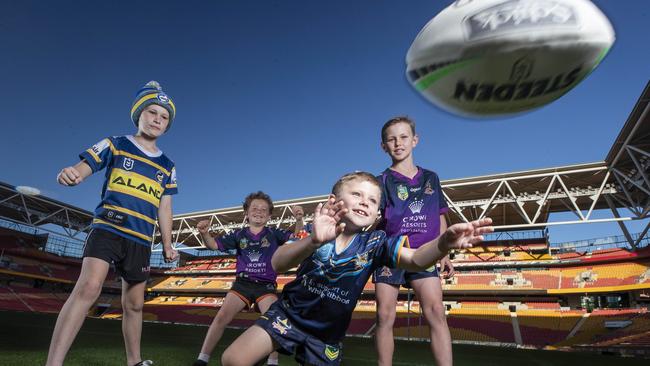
[465,0,577,40]
[157,93,170,104]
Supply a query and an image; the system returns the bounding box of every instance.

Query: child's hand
[196,220,210,234]
[311,197,347,246]
[164,246,179,263]
[439,218,492,252]
[57,166,84,186]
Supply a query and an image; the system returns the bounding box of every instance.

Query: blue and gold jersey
[79,135,178,246]
[279,231,408,343]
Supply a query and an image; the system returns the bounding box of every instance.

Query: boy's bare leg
[46,257,110,366]
[221,325,276,366]
[374,282,399,366]
[122,279,147,366]
[199,291,247,356]
[411,277,452,366]
[257,295,280,364]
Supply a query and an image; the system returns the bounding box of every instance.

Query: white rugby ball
[406,0,615,117]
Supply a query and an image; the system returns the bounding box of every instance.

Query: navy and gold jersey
[79,135,178,246]
[217,227,292,283]
[279,231,408,343]
[379,167,448,249]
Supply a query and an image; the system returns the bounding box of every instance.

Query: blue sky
[1,0,648,244]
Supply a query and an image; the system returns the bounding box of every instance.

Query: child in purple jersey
[47,81,179,366]
[192,191,291,366]
[220,172,492,366]
[372,116,455,366]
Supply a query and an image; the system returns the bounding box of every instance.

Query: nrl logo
[272,317,291,335]
[239,239,248,250]
[123,157,134,171]
[397,185,409,201]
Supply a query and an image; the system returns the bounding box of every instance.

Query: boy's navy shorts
[372,265,439,288]
[82,228,151,284]
[229,276,277,309]
[255,302,343,366]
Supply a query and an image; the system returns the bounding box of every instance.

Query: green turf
[0,310,647,365]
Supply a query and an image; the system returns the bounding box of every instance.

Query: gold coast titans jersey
[80,135,178,246]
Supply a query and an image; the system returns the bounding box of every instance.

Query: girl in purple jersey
[192,191,291,366]
[373,116,455,366]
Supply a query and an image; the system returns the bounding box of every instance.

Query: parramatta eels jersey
[379,167,448,249]
[216,227,292,283]
[79,135,178,246]
[279,231,408,343]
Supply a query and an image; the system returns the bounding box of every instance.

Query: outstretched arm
[196,220,219,251]
[272,198,347,273]
[398,218,492,272]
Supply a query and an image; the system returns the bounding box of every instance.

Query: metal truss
[0,183,93,243]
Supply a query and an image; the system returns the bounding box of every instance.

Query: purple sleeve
[216,231,238,251]
[436,175,449,214]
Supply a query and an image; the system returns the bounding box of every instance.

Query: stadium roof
[0,181,93,241]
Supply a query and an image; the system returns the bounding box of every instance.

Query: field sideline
[0,311,646,366]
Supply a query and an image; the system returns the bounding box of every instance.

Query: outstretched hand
[439,218,493,252]
[310,197,348,246]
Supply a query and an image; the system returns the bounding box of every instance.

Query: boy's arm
[57,160,93,186]
[272,236,319,273]
[272,198,347,273]
[158,195,178,262]
[196,220,219,251]
[397,218,492,272]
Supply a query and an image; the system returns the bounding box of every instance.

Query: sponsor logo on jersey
[409,199,424,214]
[108,169,163,205]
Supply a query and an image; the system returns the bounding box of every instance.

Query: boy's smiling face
[247,199,271,227]
[381,121,418,162]
[334,178,381,230]
[138,104,170,138]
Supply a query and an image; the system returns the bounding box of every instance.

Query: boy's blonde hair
[381,116,416,142]
[331,171,381,196]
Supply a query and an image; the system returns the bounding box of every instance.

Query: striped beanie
[130,81,176,131]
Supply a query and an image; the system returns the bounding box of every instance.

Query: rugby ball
[406,0,615,117]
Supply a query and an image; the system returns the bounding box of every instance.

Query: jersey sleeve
[163,166,178,196]
[373,233,410,269]
[79,137,113,173]
[274,228,293,245]
[215,231,238,251]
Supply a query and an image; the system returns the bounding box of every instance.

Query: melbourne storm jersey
[216,227,292,283]
[79,135,178,247]
[279,231,408,343]
[379,167,448,249]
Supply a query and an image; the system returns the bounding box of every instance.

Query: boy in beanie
[46,81,179,366]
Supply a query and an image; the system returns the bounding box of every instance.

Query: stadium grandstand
[1,81,650,359]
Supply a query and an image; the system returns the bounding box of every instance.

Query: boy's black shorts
[230,276,277,309]
[83,228,151,284]
[256,301,343,366]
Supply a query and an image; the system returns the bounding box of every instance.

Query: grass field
[0,310,647,366]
